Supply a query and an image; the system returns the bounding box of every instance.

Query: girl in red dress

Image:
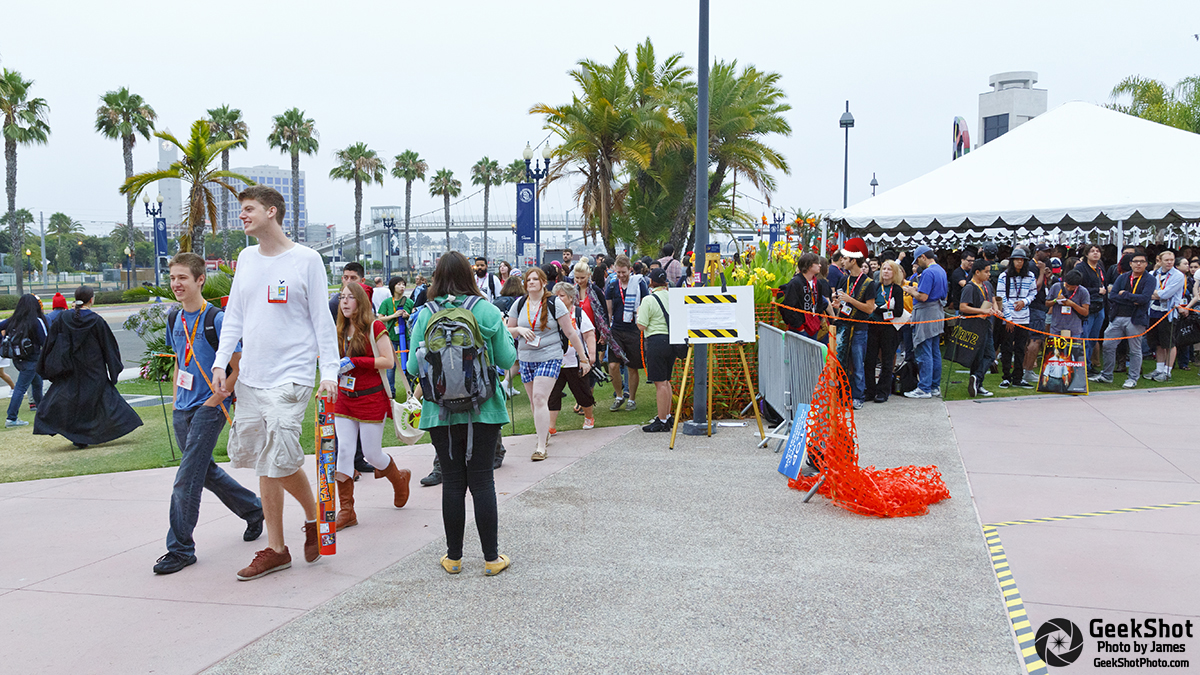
[334,282,411,528]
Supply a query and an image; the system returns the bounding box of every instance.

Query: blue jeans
[916,335,943,392]
[167,405,262,557]
[1083,306,1105,366]
[836,324,869,401]
[386,339,400,395]
[6,359,42,421]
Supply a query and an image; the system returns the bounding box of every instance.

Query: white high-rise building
[157,134,184,235]
[223,165,308,237]
[977,71,1048,147]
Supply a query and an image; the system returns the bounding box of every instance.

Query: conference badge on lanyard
[268,281,288,304]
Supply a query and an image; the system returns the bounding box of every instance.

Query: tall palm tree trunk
[6,138,22,295]
[291,151,301,241]
[482,185,490,261]
[353,177,363,262]
[124,134,136,266]
[404,180,412,275]
[190,183,206,255]
[221,150,230,234]
[444,194,451,252]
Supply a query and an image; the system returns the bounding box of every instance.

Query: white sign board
[668,285,756,345]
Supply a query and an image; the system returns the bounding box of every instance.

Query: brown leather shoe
[236,547,291,581]
[303,521,321,563]
[335,477,357,529]
[374,457,412,508]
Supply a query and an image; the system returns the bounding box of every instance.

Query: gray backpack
[415,296,495,421]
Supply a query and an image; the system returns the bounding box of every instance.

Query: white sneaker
[1122,379,1137,389]
[903,389,932,399]
[930,387,941,397]
[4,419,28,428]
[977,386,994,397]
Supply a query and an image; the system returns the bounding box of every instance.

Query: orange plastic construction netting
[787,347,951,518]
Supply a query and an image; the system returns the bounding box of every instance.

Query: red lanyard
[1130,274,1142,295]
[526,295,543,328]
[1090,262,1104,285]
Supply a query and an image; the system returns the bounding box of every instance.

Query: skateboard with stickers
[315,395,337,555]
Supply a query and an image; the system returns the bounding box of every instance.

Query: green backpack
[415,296,495,421]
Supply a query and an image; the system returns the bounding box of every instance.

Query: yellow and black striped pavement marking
[984,526,1048,674]
[684,293,737,304]
[985,500,1200,529]
[982,500,1200,674]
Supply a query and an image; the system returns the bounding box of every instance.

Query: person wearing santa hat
[830,237,877,410]
[46,293,69,326]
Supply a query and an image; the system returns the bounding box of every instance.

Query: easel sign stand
[667,279,765,449]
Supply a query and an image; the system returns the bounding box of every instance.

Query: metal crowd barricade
[756,323,827,452]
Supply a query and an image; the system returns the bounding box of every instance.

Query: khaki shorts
[227,382,312,478]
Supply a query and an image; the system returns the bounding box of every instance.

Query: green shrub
[0,295,18,311]
[93,290,131,305]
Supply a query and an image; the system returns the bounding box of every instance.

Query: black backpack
[167,304,232,376]
[0,318,44,361]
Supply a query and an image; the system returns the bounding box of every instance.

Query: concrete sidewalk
[950,388,1200,673]
[0,424,632,675]
[207,399,1018,675]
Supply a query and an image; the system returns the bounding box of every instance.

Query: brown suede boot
[374,457,412,508]
[335,477,357,529]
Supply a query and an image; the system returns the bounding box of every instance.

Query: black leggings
[864,324,898,400]
[430,423,502,562]
[998,323,1030,382]
[548,366,596,410]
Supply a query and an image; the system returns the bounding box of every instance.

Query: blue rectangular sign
[153,217,169,257]
[768,221,780,248]
[777,404,812,480]
[705,243,720,253]
[516,182,536,251]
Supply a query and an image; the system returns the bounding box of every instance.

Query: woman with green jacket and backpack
[406,251,517,576]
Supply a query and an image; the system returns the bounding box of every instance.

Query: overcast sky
[3,0,1198,237]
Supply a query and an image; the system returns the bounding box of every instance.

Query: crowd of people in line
[778,237,1200,406]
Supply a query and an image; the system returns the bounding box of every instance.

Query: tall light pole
[381,209,397,281]
[523,142,554,266]
[144,193,164,291]
[870,173,878,197]
[840,101,854,208]
[682,0,711,437]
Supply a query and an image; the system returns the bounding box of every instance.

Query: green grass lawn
[0,376,648,484]
[938,357,1199,401]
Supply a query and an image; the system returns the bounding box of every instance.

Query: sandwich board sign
[668,285,756,345]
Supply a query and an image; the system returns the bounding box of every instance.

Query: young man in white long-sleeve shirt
[212,185,340,581]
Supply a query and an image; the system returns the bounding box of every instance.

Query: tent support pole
[1116,219,1124,251]
[821,221,828,257]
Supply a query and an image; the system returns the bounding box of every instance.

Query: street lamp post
[381,210,398,281]
[24,249,32,287]
[523,142,554,266]
[144,193,164,291]
[827,100,854,255]
[123,246,133,290]
[870,173,878,197]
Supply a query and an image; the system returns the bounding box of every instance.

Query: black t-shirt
[959,279,993,312]
[948,266,971,307]
[837,271,878,322]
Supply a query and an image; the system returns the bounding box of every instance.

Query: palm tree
[1108,75,1200,134]
[502,158,527,185]
[48,212,83,273]
[203,105,249,234]
[329,143,385,258]
[267,108,319,241]
[120,120,253,253]
[391,150,427,273]
[95,87,157,263]
[428,169,462,252]
[470,157,503,260]
[530,49,651,256]
[1,69,50,295]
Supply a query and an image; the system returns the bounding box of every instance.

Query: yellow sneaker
[440,555,462,574]
[483,554,510,576]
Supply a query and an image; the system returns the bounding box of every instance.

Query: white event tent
[829,102,1200,247]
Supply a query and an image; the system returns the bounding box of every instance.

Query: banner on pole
[769,221,780,247]
[516,183,535,252]
[154,218,169,257]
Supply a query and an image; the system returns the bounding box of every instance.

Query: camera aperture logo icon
[1036,618,1084,667]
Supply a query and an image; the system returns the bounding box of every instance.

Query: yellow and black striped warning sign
[685,294,737,304]
[687,328,738,339]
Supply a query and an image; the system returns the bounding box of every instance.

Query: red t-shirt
[334,320,391,422]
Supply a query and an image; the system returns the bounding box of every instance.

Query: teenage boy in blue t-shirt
[153,253,263,575]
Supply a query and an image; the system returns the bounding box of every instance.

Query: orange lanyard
[525,295,543,328]
[971,281,988,302]
[1090,262,1104,285]
[1057,286,1078,303]
[182,302,206,367]
[1129,274,1142,295]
